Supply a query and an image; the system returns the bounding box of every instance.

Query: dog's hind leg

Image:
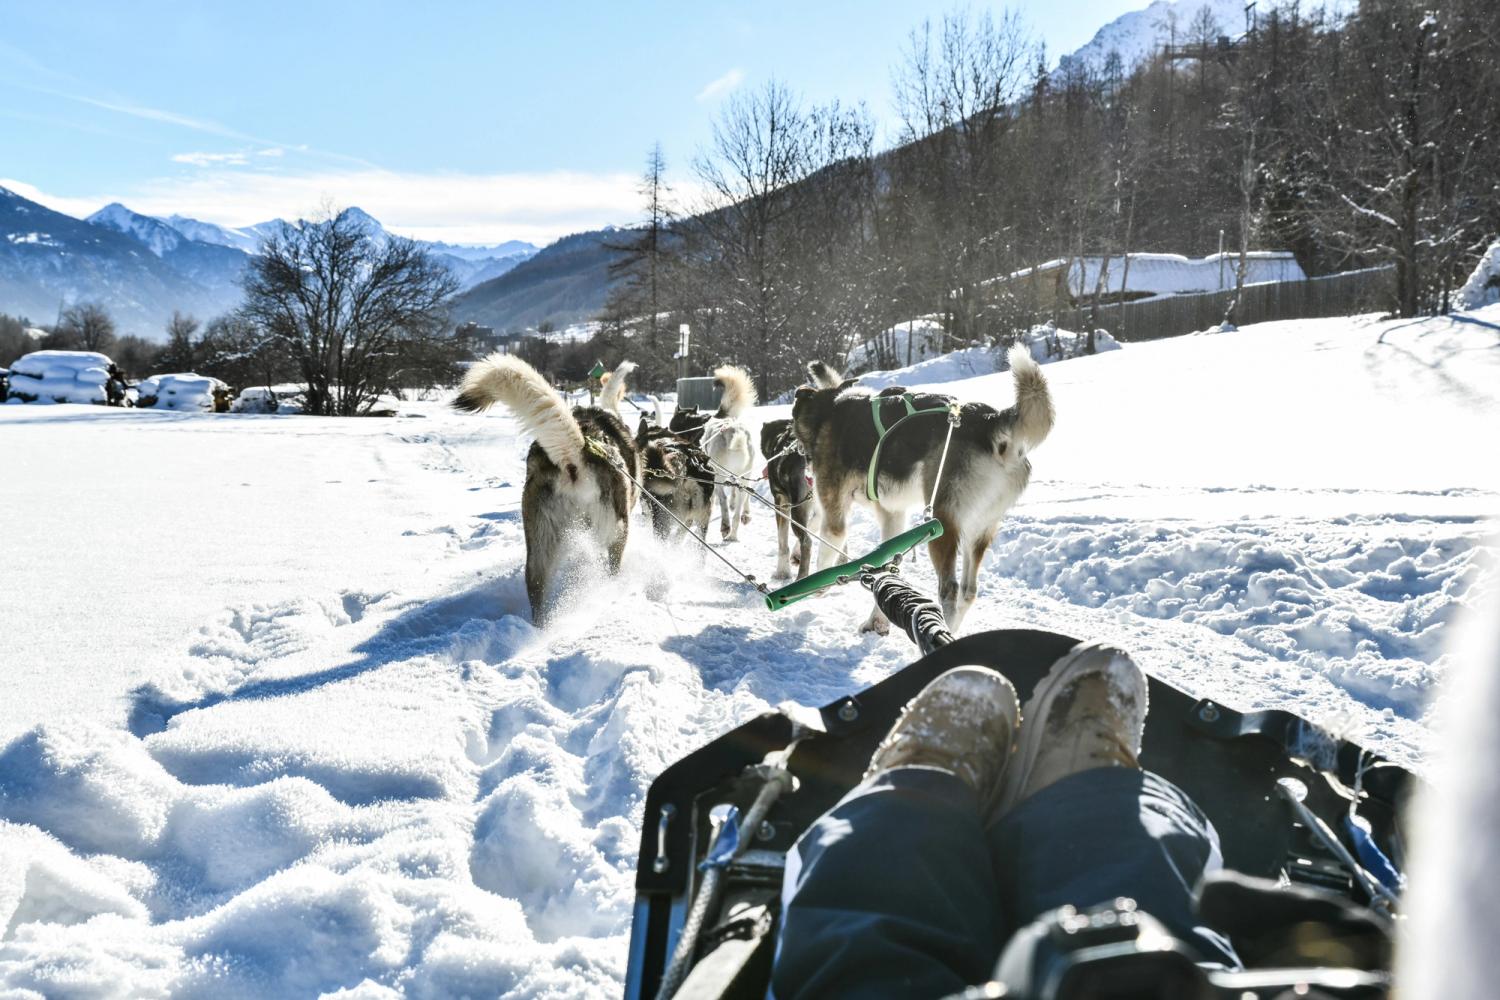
[791,499,814,581]
[772,496,792,579]
[728,486,749,541]
[524,524,556,626]
[815,478,848,571]
[949,528,995,631]
[717,483,734,540]
[927,528,962,631]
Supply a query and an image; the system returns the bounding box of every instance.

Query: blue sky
[1,0,1152,246]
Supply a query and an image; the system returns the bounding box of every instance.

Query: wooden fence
[1056,265,1396,342]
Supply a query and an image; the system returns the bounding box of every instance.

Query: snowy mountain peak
[87,202,185,256]
[163,214,265,255]
[1059,0,1250,74]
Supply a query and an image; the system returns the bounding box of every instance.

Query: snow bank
[852,324,1119,390]
[136,373,228,412]
[4,350,111,405]
[1455,239,1500,311]
[1,308,1497,995]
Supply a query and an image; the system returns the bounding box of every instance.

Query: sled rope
[607,457,771,598]
[699,451,852,561]
[923,402,962,520]
[655,745,799,1000]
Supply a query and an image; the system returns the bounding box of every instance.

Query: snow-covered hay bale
[231,386,280,414]
[1455,239,1500,311]
[136,373,229,412]
[4,350,112,405]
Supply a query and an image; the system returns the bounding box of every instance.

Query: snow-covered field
[2,307,1498,997]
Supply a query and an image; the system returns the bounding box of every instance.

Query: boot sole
[993,641,1147,817]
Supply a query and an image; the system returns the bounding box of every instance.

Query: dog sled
[624,571,1413,1000]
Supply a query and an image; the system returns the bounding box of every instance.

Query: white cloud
[0,177,112,219]
[257,147,284,158]
[19,169,665,246]
[695,68,745,103]
[171,151,250,167]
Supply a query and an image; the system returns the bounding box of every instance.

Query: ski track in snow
[2,308,1499,997]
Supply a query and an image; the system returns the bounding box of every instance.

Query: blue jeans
[773,766,1238,999]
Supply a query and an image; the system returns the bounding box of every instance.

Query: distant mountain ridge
[0,185,539,338]
[449,228,632,333]
[1058,0,1254,74]
[1057,0,1356,74]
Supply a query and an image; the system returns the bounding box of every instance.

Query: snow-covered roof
[1005,251,1306,298]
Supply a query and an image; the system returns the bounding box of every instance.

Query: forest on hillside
[563,0,1499,395]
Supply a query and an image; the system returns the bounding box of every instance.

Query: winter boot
[864,667,1020,813]
[996,641,1148,814]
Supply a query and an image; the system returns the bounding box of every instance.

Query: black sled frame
[624,580,1412,1000]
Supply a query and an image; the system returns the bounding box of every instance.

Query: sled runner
[625,574,1413,1000]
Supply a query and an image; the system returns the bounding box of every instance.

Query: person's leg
[774,767,1005,1000]
[988,641,1239,967]
[773,667,1020,1000]
[988,766,1238,967]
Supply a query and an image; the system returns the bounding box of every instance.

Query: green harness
[866,392,956,501]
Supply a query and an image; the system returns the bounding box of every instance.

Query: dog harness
[866,392,959,501]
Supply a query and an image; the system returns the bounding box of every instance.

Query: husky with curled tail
[699,364,759,541]
[453,356,640,624]
[792,345,1054,632]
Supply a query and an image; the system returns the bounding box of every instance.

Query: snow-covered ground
[2,307,1498,997]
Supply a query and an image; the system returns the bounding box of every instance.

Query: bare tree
[197,313,296,394]
[601,143,680,387]
[49,302,117,353]
[681,80,867,394]
[159,311,200,372]
[1297,0,1499,315]
[240,207,460,415]
[891,8,1034,344]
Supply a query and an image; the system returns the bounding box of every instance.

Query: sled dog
[699,364,758,541]
[760,418,816,580]
[453,356,640,624]
[635,418,716,543]
[792,345,1053,631]
[667,406,712,445]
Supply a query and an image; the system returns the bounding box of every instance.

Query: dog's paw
[741,511,751,525]
[858,613,891,636]
[772,563,791,580]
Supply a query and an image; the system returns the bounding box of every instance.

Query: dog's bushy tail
[599,360,636,414]
[453,354,584,469]
[714,364,757,418]
[1005,343,1054,453]
[807,361,842,388]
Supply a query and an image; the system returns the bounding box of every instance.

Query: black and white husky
[760,418,816,580]
[635,417,716,543]
[792,346,1054,632]
[453,356,640,624]
[699,364,758,541]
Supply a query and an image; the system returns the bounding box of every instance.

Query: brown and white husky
[453,356,640,624]
[792,346,1054,632]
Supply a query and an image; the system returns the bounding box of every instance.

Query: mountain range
[2,0,1299,341]
[0,186,537,338]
